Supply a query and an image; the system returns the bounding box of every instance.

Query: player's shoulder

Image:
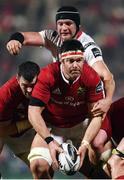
[0,76,18,91]
[39,62,60,81]
[78,31,94,43]
[81,62,100,85]
[0,76,19,101]
[78,31,100,50]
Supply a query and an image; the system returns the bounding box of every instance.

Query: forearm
[104,76,115,100]
[81,116,103,144]
[92,61,115,100]
[21,32,43,46]
[28,106,51,139]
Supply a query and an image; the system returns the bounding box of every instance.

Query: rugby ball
[57,142,80,175]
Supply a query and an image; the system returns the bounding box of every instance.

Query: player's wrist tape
[81,140,90,148]
[28,147,52,166]
[112,148,124,159]
[9,32,24,44]
[45,136,54,144]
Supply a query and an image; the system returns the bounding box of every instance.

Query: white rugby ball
[57,142,80,175]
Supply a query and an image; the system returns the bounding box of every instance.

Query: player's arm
[78,102,104,166]
[91,60,115,114]
[6,31,44,55]
[85,40,115,113]
[28,103,63,169]
[28,105,51,139]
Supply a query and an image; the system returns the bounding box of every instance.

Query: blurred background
[0,0,124,178]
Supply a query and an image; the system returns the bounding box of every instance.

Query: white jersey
[39,29,103,66]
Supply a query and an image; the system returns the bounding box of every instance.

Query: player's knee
[92,138,104,151]
[30,159,50,178]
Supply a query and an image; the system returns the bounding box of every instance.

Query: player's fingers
[77,147,84,168]
[91,102,99,110]
[52,159,58,170]
[57,146,64,153]
[50,151,59,170]
[7,41,22,55]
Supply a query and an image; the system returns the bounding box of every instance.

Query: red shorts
[101,115,112,140]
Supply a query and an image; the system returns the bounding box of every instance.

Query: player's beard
[69,70,80,81]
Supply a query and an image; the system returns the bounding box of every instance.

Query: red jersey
[0,76,29,126]
[108,97,124,144]
[31,62,104,128]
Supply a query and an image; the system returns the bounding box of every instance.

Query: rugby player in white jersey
[6,6,115,118]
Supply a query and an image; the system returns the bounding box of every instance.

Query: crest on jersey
[77,87,86,95]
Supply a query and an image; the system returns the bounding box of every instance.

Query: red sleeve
[31,68,52,104]
[0,77,18,125]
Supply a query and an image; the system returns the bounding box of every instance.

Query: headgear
[56,6,80,31]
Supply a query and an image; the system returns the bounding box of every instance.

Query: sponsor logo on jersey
[96,81,103,93]
[77,87,86,95]
[84,42,96,50]
[92,47,102,58]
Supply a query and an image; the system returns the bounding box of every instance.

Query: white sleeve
[39,30,45,45]
[78,33,103,66]
[84,43,103,66]
[39,29,61,46]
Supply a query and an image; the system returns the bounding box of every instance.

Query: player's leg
[28,133,54,179]
[92,115,112,163]
[107,138,124,179]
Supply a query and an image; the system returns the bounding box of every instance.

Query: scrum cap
[56,6,80,31]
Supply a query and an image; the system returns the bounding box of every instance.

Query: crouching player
[0,61,40,172]
[27,39,109,179]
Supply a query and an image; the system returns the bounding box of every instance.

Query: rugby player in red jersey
[98,97,124,179]
[0,61,40,166]
[6,6,115,119]
[27,39,108,179]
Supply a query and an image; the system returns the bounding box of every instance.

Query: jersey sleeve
[39,29,61,46]
[0,87,13,126]
[31,68,51,105]
[78,33,103,66]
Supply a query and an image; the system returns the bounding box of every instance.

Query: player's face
[17,75,37,98]
[62,57,84,81]
[56,19,77,41]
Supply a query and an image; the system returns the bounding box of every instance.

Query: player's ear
[16,74,20,82]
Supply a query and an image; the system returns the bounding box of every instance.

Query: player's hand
[6,40,22,55]
[91,98,112,115]
[48,140,63,170]
[77,145,87,169]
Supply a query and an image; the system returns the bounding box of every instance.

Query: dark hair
[60,39,84,54]
[17,61,40,82]
[56,6,80,31]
